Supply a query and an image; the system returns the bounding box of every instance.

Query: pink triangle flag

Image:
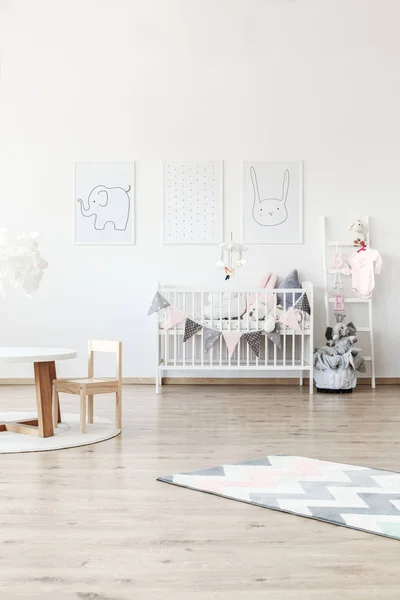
[279,307,302,333]
[165,306,186,330]
[222,331,242,358]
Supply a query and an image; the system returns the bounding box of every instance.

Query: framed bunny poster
[242,161,303,244]
[75,162,135,245]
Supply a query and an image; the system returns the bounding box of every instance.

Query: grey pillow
[277,269,302,308]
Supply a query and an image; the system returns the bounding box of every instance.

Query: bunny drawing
[250,166,289,226]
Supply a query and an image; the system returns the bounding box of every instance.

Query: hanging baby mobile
[0,229,48,297]
[147,275,311,359]
[216,233,247,280]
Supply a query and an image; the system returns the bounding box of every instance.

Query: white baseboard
[0,377,398,386]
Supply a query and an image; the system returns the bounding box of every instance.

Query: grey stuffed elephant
[314,313,365,392]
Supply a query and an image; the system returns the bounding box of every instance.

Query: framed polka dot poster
[163,161,223,244]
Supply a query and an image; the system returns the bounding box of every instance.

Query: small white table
[0,347,77,438]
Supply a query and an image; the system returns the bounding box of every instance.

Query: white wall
[0,0,399,379]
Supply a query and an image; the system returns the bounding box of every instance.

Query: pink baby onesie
[350,248,382,299]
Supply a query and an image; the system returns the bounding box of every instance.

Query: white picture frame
[242,161,303,245]
[75,162,135,245]
[163,161,223,245]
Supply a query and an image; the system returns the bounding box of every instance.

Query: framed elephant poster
[75,162,135,245]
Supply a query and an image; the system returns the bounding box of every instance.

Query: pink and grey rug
[158,455,400,541]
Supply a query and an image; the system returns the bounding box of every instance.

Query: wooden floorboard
[1,384,400,599]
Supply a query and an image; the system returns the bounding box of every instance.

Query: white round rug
[0,411,121,453]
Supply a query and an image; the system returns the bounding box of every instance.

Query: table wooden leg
[34,361,55,438]
[48,360,61,423]
[0,419,40,436]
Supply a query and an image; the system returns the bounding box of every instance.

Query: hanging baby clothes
[349,248,382,299]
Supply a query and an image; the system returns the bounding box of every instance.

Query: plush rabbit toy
[247,272,277,333]
[349,219,368,247]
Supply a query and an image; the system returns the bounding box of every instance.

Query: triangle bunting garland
[243,331,263,358]
[279,307,302,333]
[267,327,282,349]
[147,291,170,316]
[222,331,242,358]
[148,291,303,355]
[183,318,203,342]
[165,306,186,330]
[203,327,222,353]
[294,292,311,315]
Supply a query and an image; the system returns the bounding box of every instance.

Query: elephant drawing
[77,184,131,231]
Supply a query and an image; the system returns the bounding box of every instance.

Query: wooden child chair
[53,340,122,433]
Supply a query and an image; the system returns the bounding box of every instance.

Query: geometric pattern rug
[158,455,400,541]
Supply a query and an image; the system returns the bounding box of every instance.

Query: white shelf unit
[322,216,375,389]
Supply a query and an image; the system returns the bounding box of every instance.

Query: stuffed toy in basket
[314,313,365,393]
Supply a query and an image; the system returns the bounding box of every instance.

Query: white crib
[155,283,314,394]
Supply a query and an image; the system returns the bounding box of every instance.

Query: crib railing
[156,284,314,388]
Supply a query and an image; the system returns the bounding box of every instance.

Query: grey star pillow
[277,269,302,309]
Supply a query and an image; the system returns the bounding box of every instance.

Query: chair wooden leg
[116,390,122,430]
[80,387,87,433]
[54,388,61,425]
[52,384,58,429]
[88,395,94,424]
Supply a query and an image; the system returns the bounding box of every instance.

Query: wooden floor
[1,384,400,599]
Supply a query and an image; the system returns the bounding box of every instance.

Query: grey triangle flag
[147,291,170,316]
[183,318,202,342]
[203,327,222,353]
[243,330,263,358]
[267,327,282,349]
